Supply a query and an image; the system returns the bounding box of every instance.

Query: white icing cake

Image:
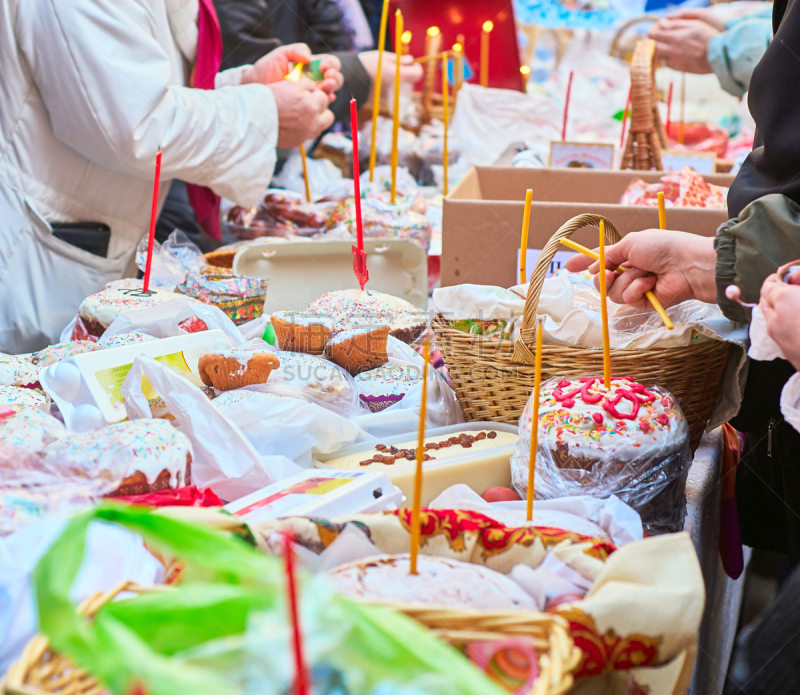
[212,389,283,410]
[328,554,537,610]
[0,407,65,452]
[522,376,687,463]
[0,355,40,387]
[323,429,518,470]
[44,419,192,486]
[101,332,158,349]
[305,289,426,332]
[0,386,48,408]
[271,311,334,329]
[29,340,99,367]
[78,286,179,328]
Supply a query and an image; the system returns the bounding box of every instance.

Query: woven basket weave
[1,581,579,695]
[432,213,731,451]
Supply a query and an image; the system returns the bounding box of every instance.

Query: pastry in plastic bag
[28,340,99,367]
[271,311,334,355]
[0,354,40,387]
[0,406,65,452]
[511,376,692,534]
[76,285,182,338]
[353,364,421,413]
[0,385,48,408]
[198,350,281,391]
[326,326,389,375]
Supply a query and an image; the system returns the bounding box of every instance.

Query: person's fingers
[601,266,646,304]
[280,43,313,64]
[317,54,342,71]
[314,108,335,135]
[400,63,424,82]
[565,254,594,272]
[306,86,330,112]
[787,269,800,286]
[322,67,344,90]
[296,76,319,92]
[316,77,338,95]
[620,274,658,310]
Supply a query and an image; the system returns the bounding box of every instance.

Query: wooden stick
[409,339,430,575]
[368,0,390,182]
[560,238,674,330]
[526,318,543,522]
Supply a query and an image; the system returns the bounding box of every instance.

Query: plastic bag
[212,388,368,467]
[270,152,346,200]
[100,296,245,346]
[620,166,728,209]
[226,189,342,240]
[511,376,693,534]
[352,337,463,438]
[135,229,206,291]
[665,121,729,158]
[175,272,268,325]
[121,356,294,501]
[31,505,507,695]
[0,443,108,536]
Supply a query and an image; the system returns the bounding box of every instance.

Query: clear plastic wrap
[511,375,693,534]
[225,189,341,240]
[135,229,206,291]
[0,443,111,536]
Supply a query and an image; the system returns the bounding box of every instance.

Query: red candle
[142,148,162,293]
[620,88,631,149]
[561,71,574,142]
[666,81,674,138]
[284,531,309,695]
[350,97,368,290]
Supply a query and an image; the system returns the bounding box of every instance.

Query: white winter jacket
[0,0,278,352]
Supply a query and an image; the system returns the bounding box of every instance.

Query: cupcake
[44,418,193,496]
[326,326,389,375]
[28,340,99,367]
[353,365,421,413]
[198,350,281,391]
[271,312,334,355]
[328,554,537,610]
[0,406,65,452]
[305,289,427,344]
[77,286,180,338]
[0,354,40,388]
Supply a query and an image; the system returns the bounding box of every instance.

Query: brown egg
[481,486,521,503]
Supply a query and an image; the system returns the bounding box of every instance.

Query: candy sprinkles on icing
[531,376,682,449]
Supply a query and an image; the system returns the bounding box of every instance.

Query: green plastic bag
[33,504,507,695]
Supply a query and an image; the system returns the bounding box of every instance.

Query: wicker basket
[0,582,164,695]
[1,581,578,695]
[379,603,581,695]
[433,213,732,451]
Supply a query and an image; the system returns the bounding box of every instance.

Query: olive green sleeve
[715,194,800,322]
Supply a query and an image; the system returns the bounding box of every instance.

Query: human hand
[358,51,424,100]
[312,53,345,99]
[565,229,718,309]
[665,8,727,32]
[760,276,800,371]
[648,18,720,73]
[242,44,313,85]
[266,79,334,148]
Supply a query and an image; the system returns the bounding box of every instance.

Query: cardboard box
[441,166,734,288]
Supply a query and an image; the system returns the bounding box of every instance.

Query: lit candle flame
[482,20,494,33]
[286,63,303,82]
[426,26,440,37]
[401,30,412,44]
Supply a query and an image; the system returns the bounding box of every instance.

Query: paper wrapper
[176,272,268,325]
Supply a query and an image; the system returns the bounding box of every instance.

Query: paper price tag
[517,249,576,282]
[661,149,717,174]
[548,141,614,169]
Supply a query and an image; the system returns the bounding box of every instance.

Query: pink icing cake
[353,365,421,412]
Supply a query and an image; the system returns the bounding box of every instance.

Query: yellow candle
[598,221,611,388]
[401,30,412,56]
[679,72,686,146]
[453,43,464,95]
[480,21,493,88]
[390,10,403,204]
[368,0,390,183]
[299,144,311,203]
[519,189,533,285]
[657,191,666,230]
[442,54,450,197]
[526,318,543,522]
[409,338,430,575]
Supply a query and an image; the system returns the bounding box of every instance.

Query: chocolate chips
[358,431,498,466]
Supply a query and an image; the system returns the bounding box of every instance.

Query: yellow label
[95,352,201,407]
[304,479,353,495]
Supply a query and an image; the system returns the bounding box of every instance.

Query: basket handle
[512,213,621,365]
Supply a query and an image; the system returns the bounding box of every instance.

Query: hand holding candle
[409,338,430,575]
[142,147,162,293]
[350,98,368,290]
[526,318,543,522]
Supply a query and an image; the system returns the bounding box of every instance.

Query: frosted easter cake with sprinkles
[511,375,691,533]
